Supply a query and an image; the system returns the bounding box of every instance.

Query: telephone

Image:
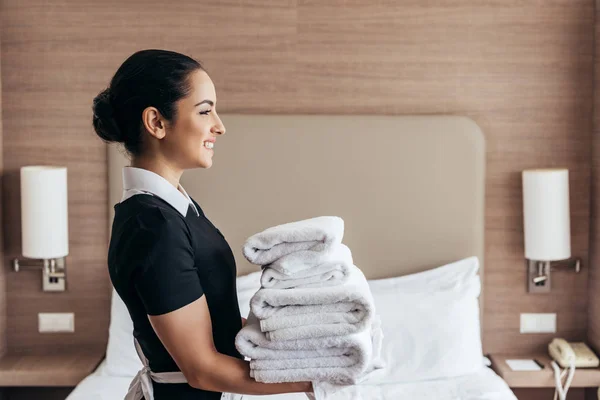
[548,338,600,369]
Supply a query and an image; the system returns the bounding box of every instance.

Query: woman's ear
[141,106,167,140]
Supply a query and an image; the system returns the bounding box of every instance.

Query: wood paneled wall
[0,0,594,354]
[0,10,6,358]
[1,1,110,352]
[589,0,600,354]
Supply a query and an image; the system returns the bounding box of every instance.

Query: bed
[67,115,516,399]
[68,359,513,400]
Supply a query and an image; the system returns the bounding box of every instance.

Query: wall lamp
[12,166,69,292]
[522,169,581,293]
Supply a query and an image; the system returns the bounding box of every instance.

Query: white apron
[124,338,243,400]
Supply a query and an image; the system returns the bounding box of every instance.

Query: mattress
[66,361,517,400]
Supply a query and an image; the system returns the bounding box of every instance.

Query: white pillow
[103,272,263,377]
[104,289,143,377]
[364,256,484,384]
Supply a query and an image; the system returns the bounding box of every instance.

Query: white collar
[121,167,200,217]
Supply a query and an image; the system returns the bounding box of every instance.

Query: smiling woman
[92,50,224,175]
[91,50,312,400]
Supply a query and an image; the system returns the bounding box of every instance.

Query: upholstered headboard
[108,115,485,281]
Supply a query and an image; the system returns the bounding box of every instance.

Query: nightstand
[0,347,105,400]
[489,354,600,400]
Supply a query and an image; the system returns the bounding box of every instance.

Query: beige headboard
[108,115,485,281]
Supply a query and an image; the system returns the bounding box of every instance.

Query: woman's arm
[149,295,312,395]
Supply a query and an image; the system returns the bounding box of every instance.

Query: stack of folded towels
[235,216,383,385]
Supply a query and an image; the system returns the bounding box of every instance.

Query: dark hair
[92,49,204,156]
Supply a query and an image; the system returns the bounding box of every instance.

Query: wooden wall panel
[1,1,111,352]
[0,8,6,358]
[588,0,600,354]
[0,0,594,354]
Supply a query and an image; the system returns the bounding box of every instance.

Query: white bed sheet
[66,361,516,400]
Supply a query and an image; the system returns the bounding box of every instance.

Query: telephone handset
[548,338,600,369]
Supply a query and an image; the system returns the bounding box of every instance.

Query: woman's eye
[199,109,211,115]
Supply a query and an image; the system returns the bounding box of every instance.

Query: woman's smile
[203,141,214,157]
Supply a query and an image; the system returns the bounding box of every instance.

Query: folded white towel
[250,265,375,341]
[242,216,344,268]
[236,313,359,358]
[236,314,384,385]
[307,318,386,400]
[260,244,354,289]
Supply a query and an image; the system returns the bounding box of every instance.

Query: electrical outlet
[42,271,65,292]
[38,313,74,333]
[520,313,556,333]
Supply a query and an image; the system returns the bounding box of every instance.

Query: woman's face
[164,69,225,169]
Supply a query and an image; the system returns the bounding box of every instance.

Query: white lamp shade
[522,169,571,261]
[20,166,69,259]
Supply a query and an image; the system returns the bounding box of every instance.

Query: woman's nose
[213,116,226,135]
[214,125,226,135]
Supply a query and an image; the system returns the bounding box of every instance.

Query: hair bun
[92,88,123,143]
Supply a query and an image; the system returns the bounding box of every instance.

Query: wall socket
[38,313,74,333]
[42,272,65,292]
[520,313,556,333]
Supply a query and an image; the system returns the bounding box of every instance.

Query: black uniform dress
[108,194,243,400]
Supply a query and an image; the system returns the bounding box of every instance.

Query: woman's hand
[241,317,247,327]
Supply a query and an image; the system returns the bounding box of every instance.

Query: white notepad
[506,359,542,371]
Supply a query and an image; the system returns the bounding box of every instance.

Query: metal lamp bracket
[12,257,67,292]
[527,258,581,293]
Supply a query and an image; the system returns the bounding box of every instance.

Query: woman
[92,49,313,399]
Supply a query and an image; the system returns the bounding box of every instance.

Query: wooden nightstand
[489,354,600,400]
[0,347,105,400]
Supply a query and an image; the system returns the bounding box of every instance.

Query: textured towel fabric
[307,318,386,400]
[236,314,384,385]
[242,216,344,268]
[250,265,375,341]
[260,244,354,289]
